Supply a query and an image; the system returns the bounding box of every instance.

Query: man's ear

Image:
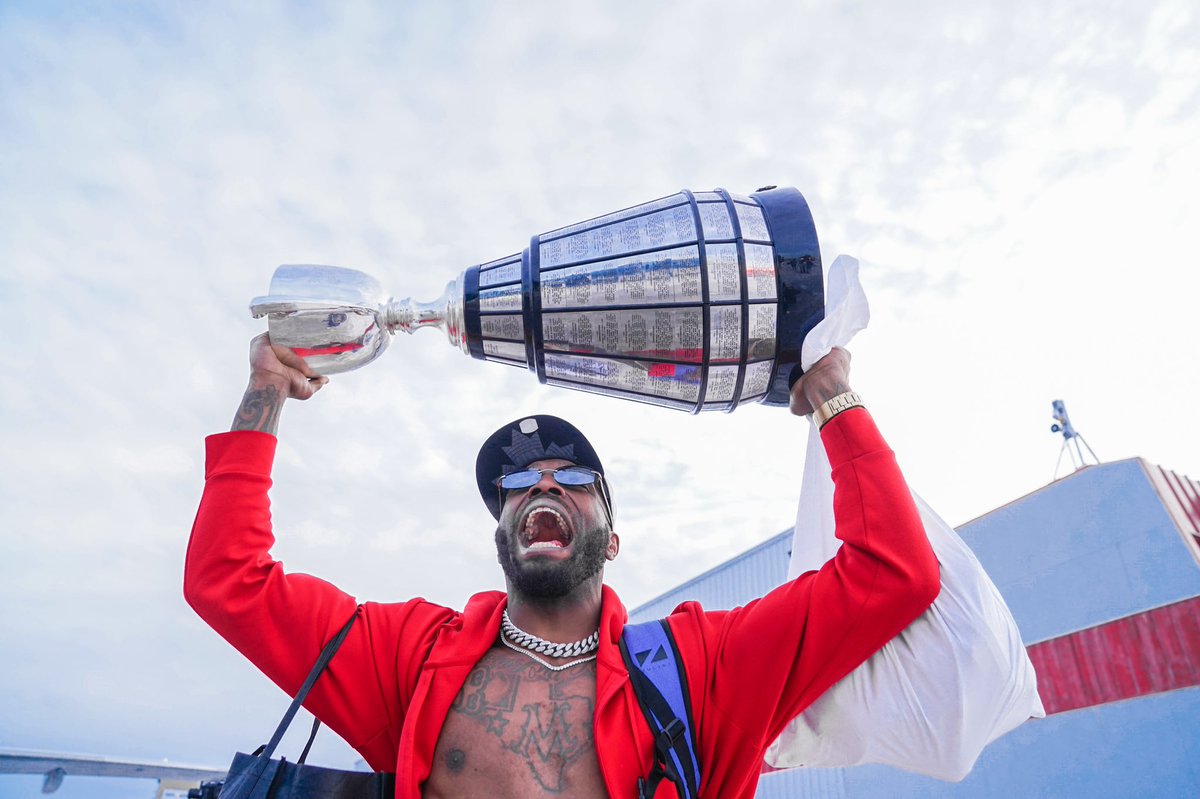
[606,532,620,561]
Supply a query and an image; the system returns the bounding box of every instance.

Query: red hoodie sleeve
[671,407,940,758]
[184,431,452,770]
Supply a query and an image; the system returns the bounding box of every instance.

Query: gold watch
[812,391,864,428]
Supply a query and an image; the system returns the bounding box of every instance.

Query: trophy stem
[384,273,468,354]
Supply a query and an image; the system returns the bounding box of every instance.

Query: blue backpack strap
[619,619,701,799]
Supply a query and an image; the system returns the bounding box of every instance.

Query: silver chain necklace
[500,636,597,671]
[501,609,600,658]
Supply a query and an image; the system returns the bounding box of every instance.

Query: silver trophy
[250,187,823,412]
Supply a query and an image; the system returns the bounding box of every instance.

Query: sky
[1,0,1198,796]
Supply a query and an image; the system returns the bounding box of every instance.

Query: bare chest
[422,645,607,799]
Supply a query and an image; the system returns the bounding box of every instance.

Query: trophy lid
[250,264,389,319]
[750,186,824,405]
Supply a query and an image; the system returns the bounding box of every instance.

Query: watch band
[812,391,864,429]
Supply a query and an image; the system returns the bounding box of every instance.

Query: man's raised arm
[183,336,408,766]
[185,333,352,674]
[671,348,940,747]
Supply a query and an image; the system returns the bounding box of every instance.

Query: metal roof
[629,528,792,623]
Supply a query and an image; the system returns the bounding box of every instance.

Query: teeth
[523,507,568,548]
[524,508,566,533]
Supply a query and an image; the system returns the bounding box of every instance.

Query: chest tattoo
[448,649,597,793]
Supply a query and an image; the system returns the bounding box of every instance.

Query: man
[185,334,939,799]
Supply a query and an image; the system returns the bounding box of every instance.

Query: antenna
[1050,399,1099,478]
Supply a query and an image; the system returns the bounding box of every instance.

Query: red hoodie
[185,408,939,798]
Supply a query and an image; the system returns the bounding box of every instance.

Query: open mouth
[520,506,573,552]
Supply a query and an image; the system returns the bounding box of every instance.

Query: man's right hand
[248,333,329,400]
[789,347,851,417]
[232,334,329,434]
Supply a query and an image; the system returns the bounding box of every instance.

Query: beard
[494,518,610,600]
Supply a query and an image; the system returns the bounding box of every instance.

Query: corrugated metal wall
[1146,461,1200,566]
[1028,595,1200,714]
[955,458,1199,643]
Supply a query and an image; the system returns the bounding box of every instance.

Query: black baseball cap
[475,415,608,520]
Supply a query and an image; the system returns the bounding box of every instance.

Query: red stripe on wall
[1174,474,1200,553]
[1027,595,1200,715]
[1161,467,1200,532]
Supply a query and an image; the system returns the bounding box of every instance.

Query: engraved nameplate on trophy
[251,187,823,412]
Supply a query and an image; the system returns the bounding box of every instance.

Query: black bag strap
[260,607,361,760]
[220,607,362,799]
[619,619,701,799]
[296,715,321,765]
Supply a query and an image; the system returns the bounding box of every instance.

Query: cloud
[1,2,1198,793]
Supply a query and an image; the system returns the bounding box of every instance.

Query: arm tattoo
[232,385,283,434]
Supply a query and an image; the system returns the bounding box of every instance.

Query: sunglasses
[494,467,613,525]
[494,466,601,491]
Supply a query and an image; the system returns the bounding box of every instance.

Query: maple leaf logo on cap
[500,430,576,474]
